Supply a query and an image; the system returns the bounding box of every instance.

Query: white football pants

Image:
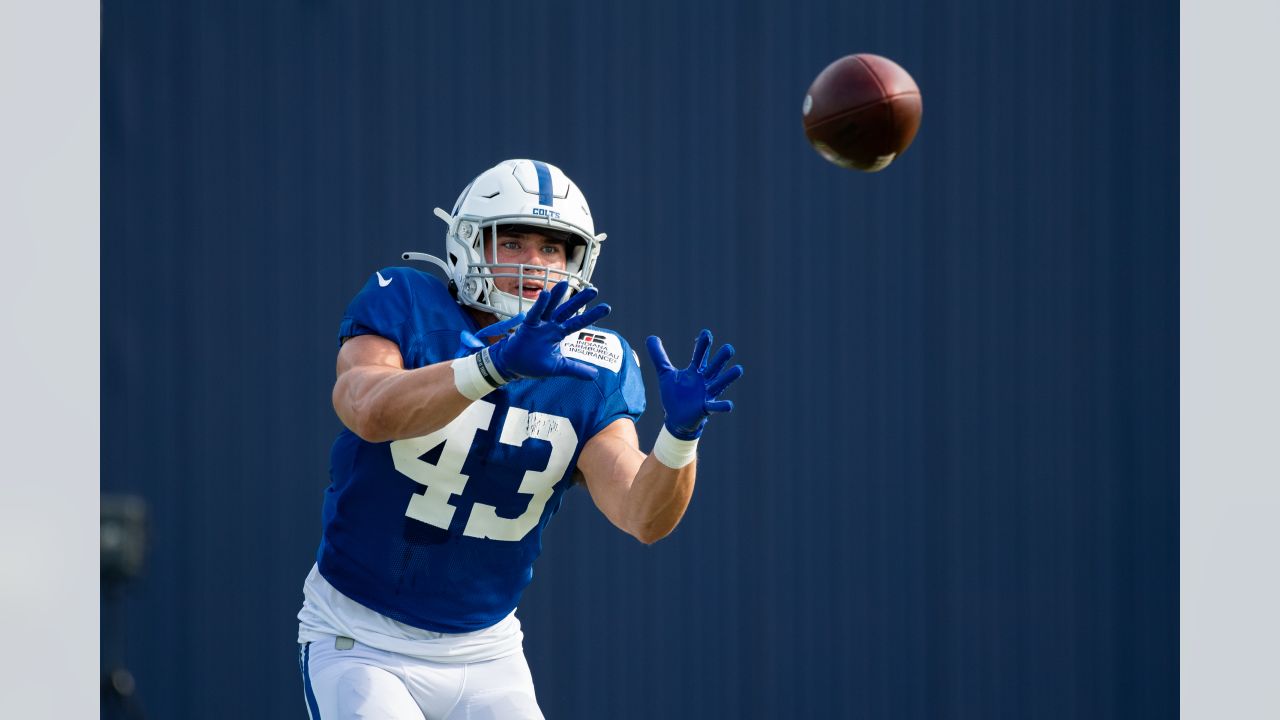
[299,636,544,720]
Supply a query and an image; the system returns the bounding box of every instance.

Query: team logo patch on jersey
[560,330,623,373]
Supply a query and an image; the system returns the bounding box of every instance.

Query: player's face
[484,227,569,300]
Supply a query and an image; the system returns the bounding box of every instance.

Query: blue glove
[459,313,525,354]
[647,329,744,440]
[489,281,611,382]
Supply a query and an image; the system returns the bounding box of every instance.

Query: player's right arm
[332,334,474,443]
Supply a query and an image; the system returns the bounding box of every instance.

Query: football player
[296,159,743,719]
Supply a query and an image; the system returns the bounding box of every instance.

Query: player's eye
[540,244,562,255]
[501,241,522,251]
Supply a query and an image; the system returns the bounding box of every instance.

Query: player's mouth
[517,282,545,299]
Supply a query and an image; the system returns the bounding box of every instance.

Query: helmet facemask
[459,220,598,319]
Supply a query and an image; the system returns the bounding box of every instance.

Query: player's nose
[522,249,552,268]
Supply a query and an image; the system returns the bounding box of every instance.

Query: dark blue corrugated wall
[102,1,1177,718]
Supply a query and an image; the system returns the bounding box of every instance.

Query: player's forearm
[621,454,697,544]
[335,361,473,443]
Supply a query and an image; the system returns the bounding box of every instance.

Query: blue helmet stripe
[531,160,554,206]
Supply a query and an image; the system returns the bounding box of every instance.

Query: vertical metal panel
[102,0,1177,717]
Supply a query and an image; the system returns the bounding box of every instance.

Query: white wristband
[652,426,699,469]
[451,348,508,401]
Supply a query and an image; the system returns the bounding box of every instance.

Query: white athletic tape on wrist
[653,426,699,469]
[451,348,508,401]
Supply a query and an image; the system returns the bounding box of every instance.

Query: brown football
[802,54,922,171]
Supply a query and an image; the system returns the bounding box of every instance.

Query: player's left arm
[577,420,694,545]
[577,330,743,544]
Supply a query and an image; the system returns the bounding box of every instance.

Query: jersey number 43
[389,400,576,542]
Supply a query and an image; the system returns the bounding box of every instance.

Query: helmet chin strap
[487,288,530,319]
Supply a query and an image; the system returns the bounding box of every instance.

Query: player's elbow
[350,418,392,444]
[621,507,682,545]
[630,524,673,545]
[341,396,396,444]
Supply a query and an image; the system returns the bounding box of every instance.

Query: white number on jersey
[392,401,494,530]
[390,400,577,542]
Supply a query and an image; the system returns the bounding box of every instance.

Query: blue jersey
[316,267,645,633]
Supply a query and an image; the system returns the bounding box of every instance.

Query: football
[802,54,922,171]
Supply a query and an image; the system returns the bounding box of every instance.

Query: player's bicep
[333,334,405,432]
[577,418,646,532]
[337,333,404,374]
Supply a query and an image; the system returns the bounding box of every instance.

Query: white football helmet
[403,159,606,319]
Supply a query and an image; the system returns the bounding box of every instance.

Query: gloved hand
[489,281,611,382]
[459,313,525,353]
[646,329,744,440]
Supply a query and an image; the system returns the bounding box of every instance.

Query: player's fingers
[688,329,712,371]
[558,359,600,382]
[705,399,735,414]
[560,303,611,335]
[477,313,525,339]
[458,330,484,351]
[552,285,598,322]
[703,343,735,378]
[543,281,570,319]
[646,335,677,374]
[706,364,744,397]
[523,290,551,324]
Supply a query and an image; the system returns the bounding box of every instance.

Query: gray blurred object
[101,494,148,584]
[102,494,148,719]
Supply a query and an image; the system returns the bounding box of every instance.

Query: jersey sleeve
[589,336,646,436]
[337,267,417,350]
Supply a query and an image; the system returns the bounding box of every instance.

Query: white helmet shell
[405,159,606,319]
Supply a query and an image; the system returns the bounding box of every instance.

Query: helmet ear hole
[567,245,586,274]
